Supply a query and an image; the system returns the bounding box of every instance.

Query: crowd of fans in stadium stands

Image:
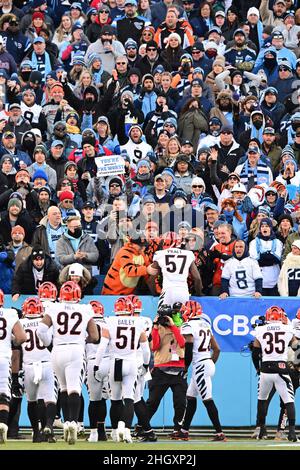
[0,0,300,299]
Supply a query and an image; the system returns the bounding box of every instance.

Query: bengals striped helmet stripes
[90,300,104,318]
[22,297,44,317]
[265,305,285,322]
[126,294,142,314]
[59,281,81,302]
[114,296,134,315]
[180,300,203,322]
[38,282,58,301]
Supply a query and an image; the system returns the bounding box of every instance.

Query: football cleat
[111,429,120,442]
[251,426,260,439]
[168,430,179,439]
[274,430,288,441]
[258,426,268,440]
[63,421,70,442]
[32,431,43,443]
[117,421,125,441]
[173,430,189,441]
[43,426,56,443]
[288,430,298,442]
[53,417,64,429]
[68,421,78,445]
[211,433,227,441]
[123,428,133,443]
[132,425,144,438]
[138,431,157,442]
[87,430,98,443]
[77,423,85,438]
[0,423,8,444]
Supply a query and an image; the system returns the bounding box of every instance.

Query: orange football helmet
[38,282,58,301]
[180,300,203,322]
[22,297,44,317]
[59,281,81,302]
[90,300,104,318]
[126,294,142,314]
[0,289,4,307]
[265,305,285,322]
[114,297,134,315]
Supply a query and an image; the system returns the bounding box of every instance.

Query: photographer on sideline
[146,304,187,438]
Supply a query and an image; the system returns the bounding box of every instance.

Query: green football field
[1,438,300,451]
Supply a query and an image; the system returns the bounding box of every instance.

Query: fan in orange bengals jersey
[101,235,159,295]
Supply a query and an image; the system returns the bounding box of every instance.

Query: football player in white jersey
[38,282,65,431]
[219,240,263,299]
[94,297,151,443]
[126,294,157,442]
[151,233,202,306]
[86,300,110,443]
[252,306,298,442]
[20,297,57,443]
[0,289,27,444]
[179,300,227,441]
[37,281,98,445]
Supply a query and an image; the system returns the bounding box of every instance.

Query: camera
[156,304,173,326]
[251,315,266,329]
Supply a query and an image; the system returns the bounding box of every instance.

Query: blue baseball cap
[33,36,45,44]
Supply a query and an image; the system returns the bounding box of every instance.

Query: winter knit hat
[281,145,295,159]
[278,213,294,227]
[8,198,22,210]
[32,169,48,182]
[137,159,150,170]
[259,217,273,229]
[59,190,74,202]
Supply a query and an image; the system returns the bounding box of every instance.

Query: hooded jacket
[278,252,300,296]
[55,231,99,273]
[12,253,59,295]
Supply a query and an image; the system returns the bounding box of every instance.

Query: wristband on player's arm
[184,342,193,369]
[251,347,261,372]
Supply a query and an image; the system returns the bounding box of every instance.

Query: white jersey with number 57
[153,248,195,289]
[181,318,213,362]
[105,316,146,360]
[44,302,94,348]
[255,322,294,362]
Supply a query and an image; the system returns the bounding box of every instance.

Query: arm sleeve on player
[221,278,230,294]
[95,336,110,366]
[141,340,151,365]
[184,342,193,369]
[36,322,52,347]
[251,346,261,371]
[254,278,263,293]
[170,325,185,348]
[151,327,161,351]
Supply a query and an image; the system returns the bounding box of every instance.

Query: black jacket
[0,209,36,244]
[12,254,59,295]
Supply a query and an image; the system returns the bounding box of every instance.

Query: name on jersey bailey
[117,318,135,325]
